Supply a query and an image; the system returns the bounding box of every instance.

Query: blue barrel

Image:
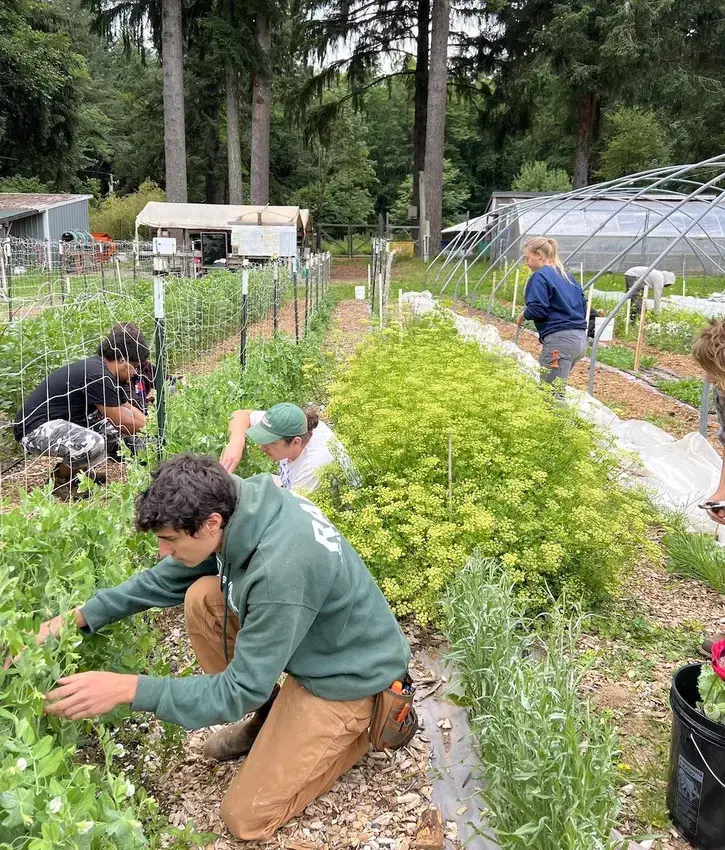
[668,663,725,848]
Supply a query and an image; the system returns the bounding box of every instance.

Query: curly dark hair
[99,322,150,365]
[135,454,238,535]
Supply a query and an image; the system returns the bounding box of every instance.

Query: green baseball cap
[246,403,308,445]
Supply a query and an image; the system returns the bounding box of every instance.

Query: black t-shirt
[14,356,125,440]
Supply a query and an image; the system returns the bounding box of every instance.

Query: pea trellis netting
[0,236,331,498]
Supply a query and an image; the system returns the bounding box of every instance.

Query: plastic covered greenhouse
[442,192,725,274]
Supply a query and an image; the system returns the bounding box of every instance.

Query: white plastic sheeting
[402,289,722,535]
[566,389,722,534]
[591,287,725,318]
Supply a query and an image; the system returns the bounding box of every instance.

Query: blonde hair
[692,319,725,382]
[524,237,567,278]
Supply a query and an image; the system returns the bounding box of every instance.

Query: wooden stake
[633,283,649,372]
[682,259,686,298]
[511,269,520,318]
[585,282,594,326]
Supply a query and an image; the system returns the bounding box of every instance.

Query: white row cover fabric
[591,288,725,318]
[402,289,722,536]
[136,202,311,233]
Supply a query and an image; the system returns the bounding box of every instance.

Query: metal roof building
[0,193,92,266]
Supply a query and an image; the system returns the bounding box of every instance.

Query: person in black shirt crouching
[14,323,149,496]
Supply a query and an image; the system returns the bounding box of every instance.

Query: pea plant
[0,474,214,848]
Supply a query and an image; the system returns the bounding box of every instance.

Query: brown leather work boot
[203,684,280,761]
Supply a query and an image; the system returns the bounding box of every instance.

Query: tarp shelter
[135,202,312,258]
[443,192,725,274]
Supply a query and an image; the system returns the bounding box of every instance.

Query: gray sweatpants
[539,329,587,387]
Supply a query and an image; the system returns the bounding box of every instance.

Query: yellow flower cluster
[316,317,651,623]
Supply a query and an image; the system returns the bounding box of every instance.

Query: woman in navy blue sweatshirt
[515,237,588,387]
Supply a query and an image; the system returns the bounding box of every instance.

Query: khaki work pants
[184,575,375,840]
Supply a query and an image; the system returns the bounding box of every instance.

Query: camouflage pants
[21,419,118,469]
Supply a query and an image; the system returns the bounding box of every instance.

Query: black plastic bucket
[668,663,725,848]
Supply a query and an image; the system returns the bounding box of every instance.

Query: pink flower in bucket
[712,639,725,681]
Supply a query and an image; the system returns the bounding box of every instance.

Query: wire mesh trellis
[0,238,331,503]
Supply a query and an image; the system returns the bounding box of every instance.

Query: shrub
[90,181,165,240]
[511,160,572,193]
[164,299,334,464]
[644,310,707,354]
[316,316,651,622]
[443,556,620,850]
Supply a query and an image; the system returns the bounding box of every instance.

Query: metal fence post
[700,380,712,437]
[273,261,280,336]
[153,274,167,460]
[315,255,320,308]
[240,262,249,371]
[370,238,377,311]
[347,225,353,258]
[292,258,299,343]
[304,261,309,335]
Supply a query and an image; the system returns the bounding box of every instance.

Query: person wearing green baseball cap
[220,402,353,493]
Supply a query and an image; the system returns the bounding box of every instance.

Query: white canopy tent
[134,202,312,258]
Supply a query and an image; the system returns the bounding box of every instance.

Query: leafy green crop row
[316,315,653,621]
[0,297,333,849]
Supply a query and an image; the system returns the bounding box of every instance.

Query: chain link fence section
[0,238,331,502]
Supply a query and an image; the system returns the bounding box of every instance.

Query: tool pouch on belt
[369,673,418,751]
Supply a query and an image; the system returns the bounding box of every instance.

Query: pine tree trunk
[250,14,271,205]
[423,0,449,256]
[205,97,224,204]
[572,91,597,189]
[412,0,429,257]
[226,65,243,204]
[161,0,187,203]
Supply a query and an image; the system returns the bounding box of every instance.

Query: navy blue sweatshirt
[523,265,588,341]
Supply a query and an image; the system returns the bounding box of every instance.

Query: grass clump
[443,556,621,850]
[665,529,725,593]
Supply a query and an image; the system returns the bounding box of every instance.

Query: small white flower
[76,821,94,834]
[125,781,135,798]
[129,819,142,829]
[48,797,62,814]
[15,758,27,772]
[114,744,126,757]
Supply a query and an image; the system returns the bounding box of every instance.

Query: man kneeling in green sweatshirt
[37,453,411,840]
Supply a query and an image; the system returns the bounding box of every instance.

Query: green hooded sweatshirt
[80,474,410,729]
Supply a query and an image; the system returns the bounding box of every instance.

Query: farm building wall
[9,213,45,241]
[47,199,90,239]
